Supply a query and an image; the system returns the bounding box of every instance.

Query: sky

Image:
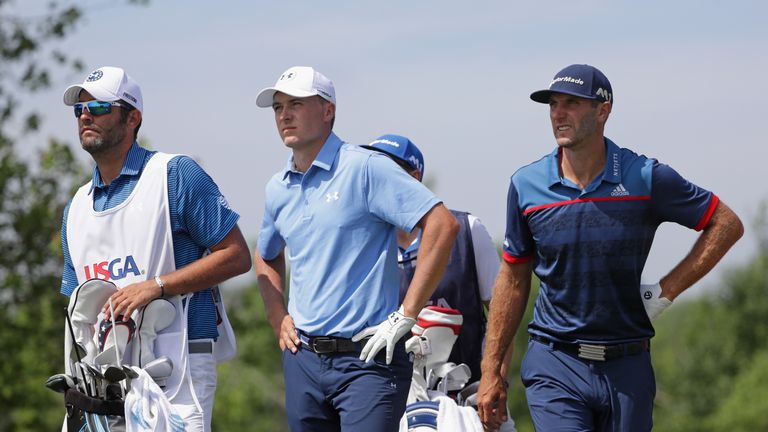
[13,0,767,294]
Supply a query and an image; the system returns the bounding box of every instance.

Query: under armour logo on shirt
[325,192,339,202]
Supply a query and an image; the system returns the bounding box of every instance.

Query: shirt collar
[88,142,149,194]
[602,137,622,184]
[281,132,344,181]
[546,137,622,187]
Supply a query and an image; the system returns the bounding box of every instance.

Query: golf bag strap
[64,388,124,416]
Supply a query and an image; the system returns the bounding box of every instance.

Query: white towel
[124,366,186,432]
[435,395,484,432]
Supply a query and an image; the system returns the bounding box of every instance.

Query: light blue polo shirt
[258,132,441,338]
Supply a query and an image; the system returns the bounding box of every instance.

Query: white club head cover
[131,298,176,367]
[66,279,118,365]
[415,306,463,376]
[640,282,672,321]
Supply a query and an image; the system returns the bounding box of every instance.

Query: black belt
[189,339,214,354]
[298,332,367,354]
[530,334,649,362]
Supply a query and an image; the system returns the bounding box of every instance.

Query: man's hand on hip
[279,315,301,353]
[352,306,416,364]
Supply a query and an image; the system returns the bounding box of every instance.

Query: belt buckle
[311,337,336,354]
[578,343,607,361]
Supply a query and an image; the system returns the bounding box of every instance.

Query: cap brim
[256,86,318,107]
[530,89,601,104]
[63,83,120,106]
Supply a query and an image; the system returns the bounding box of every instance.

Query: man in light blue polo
[253,66,458,431]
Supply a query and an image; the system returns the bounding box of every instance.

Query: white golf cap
[256,66,335,108]
[63,66,143,112]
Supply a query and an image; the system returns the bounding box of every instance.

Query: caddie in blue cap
[477,64,744,431]
[365,133,518,431]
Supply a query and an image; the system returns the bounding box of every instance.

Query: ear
[323,101,336,123]
[127,109,142,129]
[597,102,612,123]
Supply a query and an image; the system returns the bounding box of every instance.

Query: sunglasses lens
[74,101,113,117]
[88,101,112,116]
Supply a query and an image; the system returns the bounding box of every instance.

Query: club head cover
[66,279,118,365]
[94,315,136,366]
[132,298,176,367]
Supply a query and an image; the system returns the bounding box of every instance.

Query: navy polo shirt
[258,132,440,338]
[60,142,240,339]
[503,138,718,344]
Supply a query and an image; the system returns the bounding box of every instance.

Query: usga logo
[83,255,142,280]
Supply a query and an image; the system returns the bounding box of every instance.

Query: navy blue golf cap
[362,134,425,176]
[530,64,613,104]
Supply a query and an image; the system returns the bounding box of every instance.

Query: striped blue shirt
[503,138,716,344]
[60,142,240,339]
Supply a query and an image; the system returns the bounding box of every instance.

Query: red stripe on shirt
[503,252,533,264]
[694,194,719,231]
[523,195,651,215]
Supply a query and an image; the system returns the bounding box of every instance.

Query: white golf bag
[53,279,182,432]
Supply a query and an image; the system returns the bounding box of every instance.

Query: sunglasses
[73,100,126,118]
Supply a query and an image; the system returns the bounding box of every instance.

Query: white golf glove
[640,282,672,321]
[352,306,416,364]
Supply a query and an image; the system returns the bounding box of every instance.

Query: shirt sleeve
[364,152,441,233]
[502,177,535,263]
[467,214,500,302]
[60,200,79,296]
[650,161,717,231]
[257,183,286,261]
[170,156,240,248]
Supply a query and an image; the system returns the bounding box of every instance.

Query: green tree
[0,1,145,430]
[651,206,768,431]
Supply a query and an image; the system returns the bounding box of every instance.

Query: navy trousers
[521,337,655,432]
[282,340,412,431]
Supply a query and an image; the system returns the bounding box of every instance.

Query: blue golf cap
[530,64,613,104]
[362,134,425,176]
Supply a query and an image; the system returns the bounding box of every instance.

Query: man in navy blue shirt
[476,64,743,431]
[254,67,458,431]
[60,66,251,431]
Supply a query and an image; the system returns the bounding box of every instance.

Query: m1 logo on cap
[279,71,296,81]
[596,88,612,102]
[87,70,104,82]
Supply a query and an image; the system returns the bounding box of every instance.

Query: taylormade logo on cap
[369,138,401,148]
[361,134,425,176]
[256,66,336,107]
[550,76,585,86]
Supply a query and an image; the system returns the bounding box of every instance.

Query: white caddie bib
[66,152,190,401]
